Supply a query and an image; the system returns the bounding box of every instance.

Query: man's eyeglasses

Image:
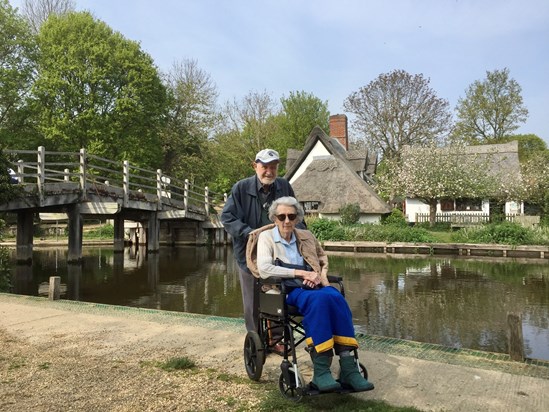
[275,214,297,222]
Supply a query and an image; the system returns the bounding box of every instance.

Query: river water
[7,245,549,361]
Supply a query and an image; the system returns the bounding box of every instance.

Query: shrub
[382,209,407,227]
[451,222,536,245]
[309,219,346,241]
[339,203,361,225]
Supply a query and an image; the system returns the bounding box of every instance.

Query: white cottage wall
[289,141,331,184]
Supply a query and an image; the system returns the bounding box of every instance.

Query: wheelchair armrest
[327,275,342,283]
[258,276,283,286]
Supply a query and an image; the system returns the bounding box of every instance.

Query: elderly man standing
[221,149,303,337]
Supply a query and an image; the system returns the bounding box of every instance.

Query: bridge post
[184,179,189,211]
[79,148,87,200]
[37,146,45,203]
[17,160,24,183]
[67,205,83,263]
[16,210,34,264]
[156,169,162,208]
[113,215,125,253]
[146,212,160,253]
[123,160,129,207]
[205,186,210,216]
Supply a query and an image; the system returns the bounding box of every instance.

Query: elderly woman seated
[246,196,374,393]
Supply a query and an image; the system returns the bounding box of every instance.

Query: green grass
[157,356,196,371]
[258,387,422,411]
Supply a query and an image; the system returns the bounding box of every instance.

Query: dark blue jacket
[221,175,298,269]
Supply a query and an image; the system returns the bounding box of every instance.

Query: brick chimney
[329,114,348,150]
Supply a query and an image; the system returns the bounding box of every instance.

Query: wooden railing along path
[3,146,225,217]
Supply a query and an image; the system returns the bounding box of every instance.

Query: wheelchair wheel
[244,331,264,381]
[278,368,304,402]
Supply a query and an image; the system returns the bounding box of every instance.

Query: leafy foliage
[308,219,346,241]
[0,0,37,147]
[453,68,528,143]
[338,203,361,225]
[382,208,408,227]
[0,246,11,293]
[451,221,538,245]
[32,11,167,167]
[277,90,330,150]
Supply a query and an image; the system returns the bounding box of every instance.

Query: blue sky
[10,0,549,144]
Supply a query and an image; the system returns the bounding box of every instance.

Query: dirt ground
[1,295,549,412]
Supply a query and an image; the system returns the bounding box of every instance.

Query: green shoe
[339,356,374,392]
[311,356,341,392]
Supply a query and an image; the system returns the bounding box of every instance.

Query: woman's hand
[295,270,321,289]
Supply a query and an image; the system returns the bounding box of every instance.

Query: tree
[32,11,168,167]
[520,151,549,225]
[343,69,452,160]
[453,68,528,143]
[491,134,547,162]
[0,0,37,147]
[277,90,330,150]
[21,0,75,33]
[377,144,505,227]
[221,89,280,154]
[0,147,20,204]
[160,59,220,184]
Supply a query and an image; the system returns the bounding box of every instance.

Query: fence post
[79,148,87,200]
[205,186,210,216]
[184,179,189,212]
[123,160,129,207]
[37,146,45,202]
[64,168,70,182]
[49,276,61,300]
[507,312,524,361]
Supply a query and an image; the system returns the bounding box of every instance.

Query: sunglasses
[275,214,297,222]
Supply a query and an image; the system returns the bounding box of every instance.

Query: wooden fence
[415,212,534,227]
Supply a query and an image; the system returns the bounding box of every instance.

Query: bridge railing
[6,146,224,216]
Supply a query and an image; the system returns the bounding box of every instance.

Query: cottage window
[440,199,454,211]
[303,201,320,212]
[455,198,482,211]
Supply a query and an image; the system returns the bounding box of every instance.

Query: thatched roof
[291,157,391,214]
[462,141,520,176]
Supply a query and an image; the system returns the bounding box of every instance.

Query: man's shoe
[271,343,285,355]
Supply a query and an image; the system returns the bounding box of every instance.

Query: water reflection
[7,246,549,361]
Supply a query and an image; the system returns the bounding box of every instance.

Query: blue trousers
[286,286,358,353]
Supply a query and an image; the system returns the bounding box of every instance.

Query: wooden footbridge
[1,147,227,263]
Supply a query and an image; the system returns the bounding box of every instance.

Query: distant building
[285,114,391,223]
[403,141,525,224]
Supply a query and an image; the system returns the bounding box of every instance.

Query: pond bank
[322,241,549,260]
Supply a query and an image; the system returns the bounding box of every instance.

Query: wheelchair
[243,275,369,402]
